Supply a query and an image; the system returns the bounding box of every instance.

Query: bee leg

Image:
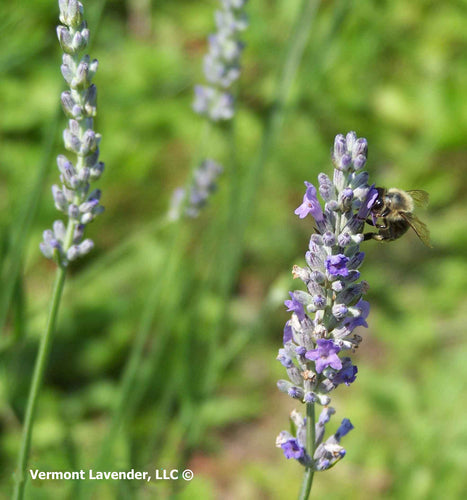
[366,218,388,230]
[363,232,384,241]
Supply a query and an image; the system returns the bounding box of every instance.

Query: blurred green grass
[1,0,467,498]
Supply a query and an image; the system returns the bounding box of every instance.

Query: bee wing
[407,189,429,208]
[400,212,433,247]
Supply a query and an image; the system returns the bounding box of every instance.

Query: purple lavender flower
[281,438,306,460]
[305,339,342,373]
[332,357,358,386]
[325,254,350,277]
[283,321,293,344]
[294,182,324,221]
[335,418,354,440]
[343,299,370,330]
[284,292,306,321]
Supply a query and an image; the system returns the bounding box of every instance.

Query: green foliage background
[1,0,467,498]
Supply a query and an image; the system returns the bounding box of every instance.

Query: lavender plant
[276,132,377,498]
[40,0,104,265]
[13,2,103,498]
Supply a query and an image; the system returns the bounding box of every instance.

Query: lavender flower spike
[276,132,377,485]
[193,0,248,122]
[40,0,105,267]
[168,159,223,220]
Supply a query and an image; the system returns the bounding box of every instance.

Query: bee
[364,187,432,247]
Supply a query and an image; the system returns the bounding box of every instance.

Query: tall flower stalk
[13,1,104,498]
[276,132,377,499]
[169,0,248,221]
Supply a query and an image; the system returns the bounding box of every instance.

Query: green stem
[12,265,68,500]
[298,402,316,500]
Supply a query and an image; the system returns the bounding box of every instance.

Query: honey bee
[364,188,432,247]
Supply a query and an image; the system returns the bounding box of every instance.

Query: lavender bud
[304,392,317,404]
[88,58,98,78]
[57,26,74,54]
[310,234,323,246]
[345,131,357,151]
[331,281,344,292]
[349,251,365,269]
[62,185,75,203]
[316,394,331,406]
[63,128,81,153]
[78,238,94,255]
[310,270,325,284]
[352,138,368,159]
[60,91,77,117]
[339,154,352,171]
[83,84,97,116]
[72,105,83,119]
[322,231,336,247]
[312,295,326,309]
[72,59,89,88]
[287,387,304,400]
[338,232,351,247]
[71,30,87,52]
[80,129,97,155]
[332,304,348,320]
[325,200,339,212]
[59,0,84,28]
[40,242,54,259]
[52,185,68,212]
[354,154,367,170]
[53,220,66,240]
[73,224,85,243]
[61,62,74,86]
[287,366,304,386]
[68,204,80,220]
[277,380,294,394]
[67,245,80,261]
[333,134,346,161]
[90,162,105,180]
[318,173,335,201]
[84,149,100,168]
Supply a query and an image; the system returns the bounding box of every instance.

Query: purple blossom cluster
[276,132,377,470]
[193,0,248,121]
[40,0,104,266]
[168,159,223,220]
